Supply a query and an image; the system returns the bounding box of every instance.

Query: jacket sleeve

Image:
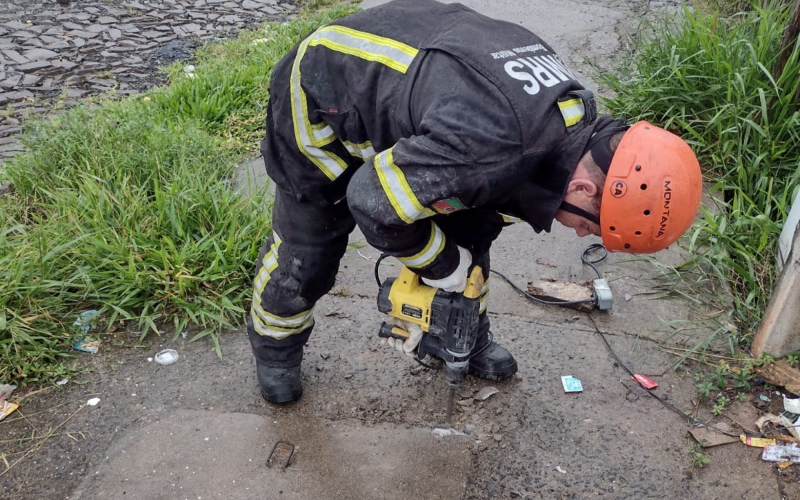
[346,51,522,280]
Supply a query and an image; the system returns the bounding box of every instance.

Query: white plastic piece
[87,398,100,406]
[155,349,179,366]
[779,189,800,270]
[784,395,800,414]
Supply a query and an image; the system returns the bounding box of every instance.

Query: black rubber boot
[418,331,518,381]
[254,344,304,404]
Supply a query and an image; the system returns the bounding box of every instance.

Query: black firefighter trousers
[246,184,500,367]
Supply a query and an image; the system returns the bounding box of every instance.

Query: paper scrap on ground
[87,398,100,406]
[689,423,738,447]
[561,376,583,393]
[785,396,800,414]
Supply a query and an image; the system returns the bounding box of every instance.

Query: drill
[376,264,484,411]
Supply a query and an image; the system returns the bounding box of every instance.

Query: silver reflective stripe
[251,309,315,340]
[290,33,348,181]
[343,140,376,159]
[398,222,445,268]
[374,148,435,224]
[479,277,489,313]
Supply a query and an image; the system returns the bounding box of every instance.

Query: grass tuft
[599,2,800,346]
[0,4,359,384]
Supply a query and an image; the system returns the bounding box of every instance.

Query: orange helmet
[599,121,702,253]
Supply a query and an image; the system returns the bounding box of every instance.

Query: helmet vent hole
[609,226,616,231]
[624,243,631,249]
[640,184,648,190]
[644,210,651,216]
[635,231,642,236]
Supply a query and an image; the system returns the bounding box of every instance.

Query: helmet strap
[559,201,600,225]
[584,117,630,174]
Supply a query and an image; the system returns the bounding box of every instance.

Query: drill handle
[378,322,411,341]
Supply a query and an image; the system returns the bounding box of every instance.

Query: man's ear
[567,178,599,197]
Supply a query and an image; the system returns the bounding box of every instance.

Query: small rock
[97,17,118,24]
[0,181,13,197]
[22,48,58,61]
[624,293,632,301]
[242,0,262,9]
[474,386,499,401]
[493,434,502,442]
[108,28,122,40]
[86,25,108,34]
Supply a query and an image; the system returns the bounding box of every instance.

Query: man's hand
[421,246,472,293]
[381,318,423,357]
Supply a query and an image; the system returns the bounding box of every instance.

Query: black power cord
[490,243,608,307]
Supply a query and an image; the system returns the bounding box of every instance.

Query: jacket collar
[515,117,606,232]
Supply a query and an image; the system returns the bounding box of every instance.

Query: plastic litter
[56,379,68,386]
[556,466,567,474]
[432,427,466,437]
[741,435,777,448]
[631,374,658,390]
[474,386,499,401]
[87,397,100,406]
[0,384,18,422]
[761,394,772,402]
[561,375,583,393]
[780,411,800,440]
[784,395,800,414]
[72,310,100,353]
[763,443,800,463]
[154,349,179,366]
[73,310,98,335]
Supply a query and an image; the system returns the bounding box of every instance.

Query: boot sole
[261,387,303,404]
[469,359,518,381]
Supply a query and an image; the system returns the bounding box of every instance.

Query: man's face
[554,208,601,237]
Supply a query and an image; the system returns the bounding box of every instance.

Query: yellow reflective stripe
[558,98,585,127]
[398,222,446,268]
[375,148,436,224]
[250,231,315,339]
[254,233,282,295]
[481,276,490,295]
[499,213,522,224]
[310,25,418,74]
[342,140,376,159]
[290,31,348,181]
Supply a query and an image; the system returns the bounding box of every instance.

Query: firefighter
[248,0,702,403]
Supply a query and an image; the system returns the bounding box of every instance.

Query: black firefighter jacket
[261,0,602,280]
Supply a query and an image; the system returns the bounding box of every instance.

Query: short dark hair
[585,132,625,214]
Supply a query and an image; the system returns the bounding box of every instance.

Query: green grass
[599,2,800,348]
[0,4,359,384]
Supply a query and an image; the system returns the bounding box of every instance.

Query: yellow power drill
[377,264,484,418]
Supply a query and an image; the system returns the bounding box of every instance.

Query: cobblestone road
[0,0,298,162]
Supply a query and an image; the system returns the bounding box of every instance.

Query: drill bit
[445,385,456,425]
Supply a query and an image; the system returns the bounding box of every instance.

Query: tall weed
[600,3,800,344]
